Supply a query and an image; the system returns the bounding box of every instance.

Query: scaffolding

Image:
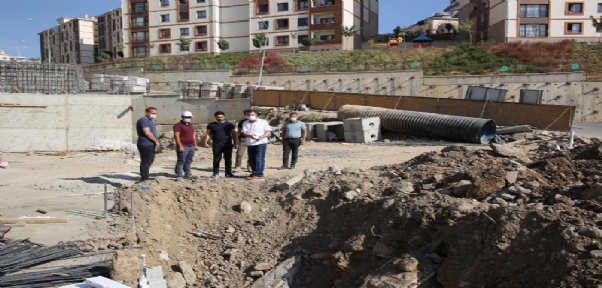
[0,62,88,94]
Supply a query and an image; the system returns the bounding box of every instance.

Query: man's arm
[193,129,199,150]
[241,123,254,138]
[174,131,183,152]
[301,128,307,144]
[258,121,272,140]
[204,128,212,148]
[142,127,160,147]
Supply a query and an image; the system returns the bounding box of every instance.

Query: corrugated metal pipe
[337,105,497,144]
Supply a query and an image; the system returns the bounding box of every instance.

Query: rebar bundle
[0,240,81,276]
[0,62,87,94]
[0,260,111,288]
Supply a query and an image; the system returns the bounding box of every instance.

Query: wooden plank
[0,218,68,224]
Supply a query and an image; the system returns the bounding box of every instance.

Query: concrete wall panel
[0,93,132,152]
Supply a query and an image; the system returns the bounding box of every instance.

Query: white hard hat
[182,111,193,117]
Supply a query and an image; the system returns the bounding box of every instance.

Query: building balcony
[311,0,337,12]
[310,22,337,30]
[132,36,148,43]
[131,22,149,28]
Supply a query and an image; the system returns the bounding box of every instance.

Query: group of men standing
[135,107,306,182]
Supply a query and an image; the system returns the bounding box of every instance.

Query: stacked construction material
[90,74,148,94]
[343,117,381,143]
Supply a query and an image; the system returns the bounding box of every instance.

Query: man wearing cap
[173,111,199,181]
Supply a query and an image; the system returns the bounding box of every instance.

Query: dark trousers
[212,143,233,174]
[137,145,156,181]
[283,138,301,167]
[248,144,267,177]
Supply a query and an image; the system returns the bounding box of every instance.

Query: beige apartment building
[121,0,378,58]
[97,8,124,59]
[458,0,602,42]
[38,17,97,64]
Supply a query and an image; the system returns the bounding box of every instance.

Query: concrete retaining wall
[131,95,251,133]
[0,93,132,152]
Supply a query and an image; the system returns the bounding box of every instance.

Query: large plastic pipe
[338,105,497,144]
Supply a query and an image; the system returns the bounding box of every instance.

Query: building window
[319,0,335,7]
[197,10,207,19]
[180,12,189,21]
[195,25,207,36]
[277,3,289,11]
[258,21,269,30]
[132,3,148,13]
[257,4,269,14]
[179,43,189,51]
[298,17,308,26]
[160,0,170,7]
[159,28,171,39]
[132,17,147,28]
[566,22,583,33]
[318,17,335,24]
[161,14,170,22]
[520,4,548,17]
[318,35,335,41]
[132,31,148,42]
[179,0,188,4]
[519,24,548,37]
[599,3,602,12]
[297,0,309,10]
[196,41,208,51]
[566,3,583,15]
[196,0,206,2]
[297,34,308,43]
[160,44,171,53]
[133,47,148,57]
[276,36,290,46]
[276,19,289,29]
[180,28,190,36]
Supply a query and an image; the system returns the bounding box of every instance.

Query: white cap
[182,111,193,117]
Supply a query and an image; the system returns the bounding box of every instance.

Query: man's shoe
[290,164,296,169]
[249,175,265,180]
[175,177,184,182]
[184,174,192,179]
[246,174,255,180]
[225,173,235,178]
[279,166,289,170]
[210,173,220,179]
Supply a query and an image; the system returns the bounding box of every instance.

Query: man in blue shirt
[280,112,307,169]
[136,107,160,182]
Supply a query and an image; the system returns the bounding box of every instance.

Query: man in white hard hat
[173,111,199,181]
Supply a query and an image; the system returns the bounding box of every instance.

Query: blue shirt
[283,120,306,139]
[136,117,158,146]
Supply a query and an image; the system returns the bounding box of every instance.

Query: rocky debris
[591,250,602,258]
[239,201,253,213]
[397,181,415,194]
[452,180,472,197]
[0,224,11,239]
[581,183,602,200]
[490,143,530,162]
[504,171,518,184]
[110,250,142,287]
[343,190,358,200]
[251,257,301,288]
[177,261,197,286]
[253,262,272,271]
[397,255,419,272]
[166,272,186,288]
[578,226,602,239]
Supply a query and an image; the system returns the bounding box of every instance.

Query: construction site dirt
[2,127,602,287]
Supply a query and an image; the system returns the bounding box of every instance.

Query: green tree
[217,38,230,51]
[176,37,192,53]
[300,37,315,51]
[591,15,602,42]
[393,26,403,37]
[96,52,111,62]
[458,20,474,43]
[340,25,359,50]
[252,32,267,48]
[116,43,125,60]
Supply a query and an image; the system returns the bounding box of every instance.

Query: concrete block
[315,123,329,142]
[328,123,344,140]
[148,279,168,288]
[315,122,343,142]
[305,123,319,140]
[343,117,380,131]
[279,174,305,190]
[344,128,380,143]
[85,276,131,288]
[144,266,165,280]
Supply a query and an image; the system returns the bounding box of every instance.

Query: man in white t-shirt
[241,110,272,180]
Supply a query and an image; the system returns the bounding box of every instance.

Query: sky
[0,0,450,59]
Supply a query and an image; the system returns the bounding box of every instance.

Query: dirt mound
[110,141,602,287]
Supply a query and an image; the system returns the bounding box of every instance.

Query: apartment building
[97,8,124,59]
[38,17,97,64]
[459,0,602,43]
[121,0,378,58]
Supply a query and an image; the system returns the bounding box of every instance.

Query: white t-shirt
[242,119,272,146]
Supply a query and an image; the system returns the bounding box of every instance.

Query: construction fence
[0,62,88,94]
[252,90,577,131]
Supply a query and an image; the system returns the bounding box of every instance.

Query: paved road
[572,122,602,138]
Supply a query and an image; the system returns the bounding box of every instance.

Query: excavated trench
[110,139,602,288]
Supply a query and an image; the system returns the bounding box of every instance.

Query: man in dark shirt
[136,107,160,182]
[234,109,252,172]
[173,111,199,181]
[204,111,238,178]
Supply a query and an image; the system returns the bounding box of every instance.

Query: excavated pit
[110,139,602,288]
